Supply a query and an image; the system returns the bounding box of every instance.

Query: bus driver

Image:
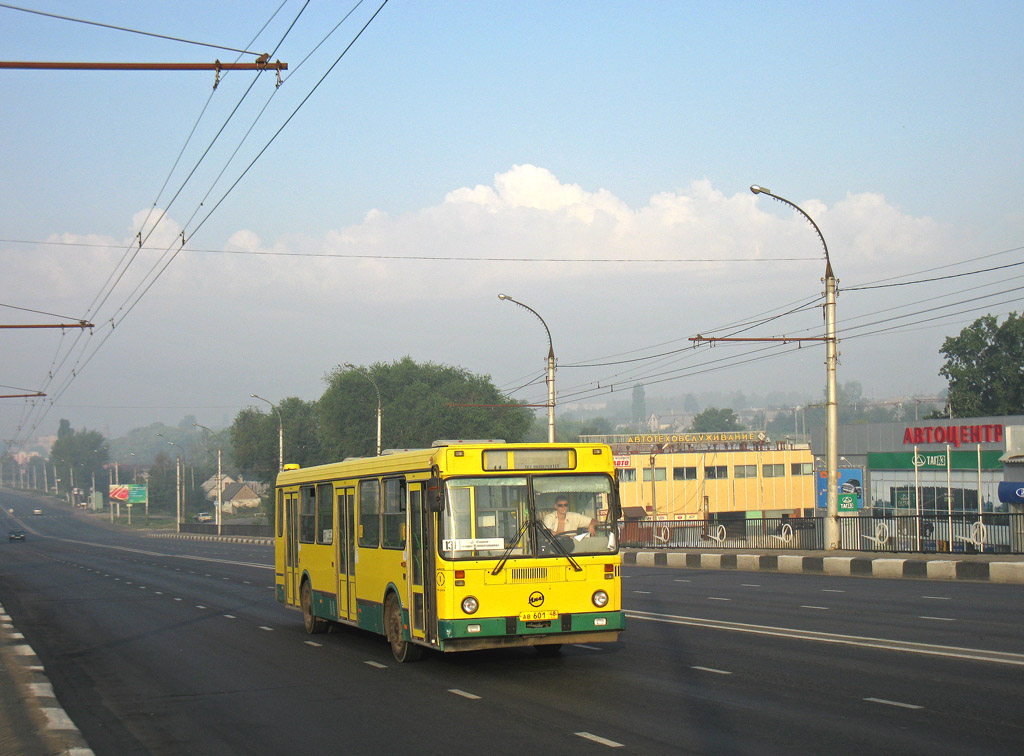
[542,494,597,537]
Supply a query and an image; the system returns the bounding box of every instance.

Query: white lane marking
[633,590,652,594]
[800,605,829,610]
[691,666,732,675]
[707,597,730,601]
[449,689,481,699]
[864,697,923,710]
[224,615,236,619]
[741,584,760,587]
[304,641,323,647]
[625,609,1024,667]
[195,605,207,610]
[821,589,844,593]
[920,616,955,622]
[575,732,623,748]
[674,579,691,583]
[574,644,602,651]
[923,596,951,600]
[259,626,273,632]
[364,660,387,668]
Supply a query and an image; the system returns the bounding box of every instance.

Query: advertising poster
[816,468,863,511]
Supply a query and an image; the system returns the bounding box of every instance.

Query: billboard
[109,484,147,505]
[816,468,863,511]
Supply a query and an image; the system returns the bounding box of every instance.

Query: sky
[2,0,1023,448]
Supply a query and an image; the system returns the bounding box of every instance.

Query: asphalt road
[2,490,1023,755]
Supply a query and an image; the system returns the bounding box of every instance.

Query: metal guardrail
[619,513,1024,554]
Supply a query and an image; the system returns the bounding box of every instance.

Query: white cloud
[1,168,961,438]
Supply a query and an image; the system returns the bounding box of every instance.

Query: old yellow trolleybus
[274,441,624,661]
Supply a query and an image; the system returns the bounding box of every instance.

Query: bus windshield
[441,474,617,560]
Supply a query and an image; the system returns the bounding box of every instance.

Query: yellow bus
[274,441,624,661]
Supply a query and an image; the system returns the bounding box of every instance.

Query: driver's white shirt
[542,510,592,534]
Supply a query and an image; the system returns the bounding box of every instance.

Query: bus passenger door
[408,484,426,640]
[336,487,355,622]
[284,492,300,606]
[409,482,436,644]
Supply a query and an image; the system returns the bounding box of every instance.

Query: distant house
[201,474,237,497]
[219,482,262,514]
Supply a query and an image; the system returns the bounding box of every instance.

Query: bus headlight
[462,596,479,614]
[592,590,609,608]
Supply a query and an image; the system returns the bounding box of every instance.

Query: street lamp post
[344,364,382,456]
[194,423,223,535]
[750,185,840,550]
[250,394,283,472]
[498,293,556,443]
[156,433,183,532]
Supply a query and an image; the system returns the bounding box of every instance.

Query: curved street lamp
[750,185,839,550]
[156,432,183,532]
[498,293,556,443]
[250,393,283,472]
[193,423,223,535]
[344,363,382,456]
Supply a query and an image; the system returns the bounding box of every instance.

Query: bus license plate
[520,610,558,621]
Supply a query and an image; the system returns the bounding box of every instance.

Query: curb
[0,602,95,756]
[144,533,273,545]
[622,551,1024,583]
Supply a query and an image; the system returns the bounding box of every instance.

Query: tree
[631,384,646,427]
[318,357,533,460]
[48,421,109,498]
[690,407,744,432]
[939,313,1024,417]
[230,397,322,484]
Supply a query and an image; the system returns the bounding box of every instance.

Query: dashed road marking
[575,732,623,748]
[364,660,387,668]
[691,666,731,675]
[920,616,955,622]
[449,689,480,699]
[864,697,923,710]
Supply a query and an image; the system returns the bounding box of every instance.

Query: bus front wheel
[385,593,423,663]
[301,581,327,635]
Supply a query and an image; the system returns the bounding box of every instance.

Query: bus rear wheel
[301,581,327,635]
[385,593,423,663]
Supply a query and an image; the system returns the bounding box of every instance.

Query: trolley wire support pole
[499,294,556,443]
[748,185,840,550]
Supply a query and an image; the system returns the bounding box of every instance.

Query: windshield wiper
[491,518,532,575]
[535,521,582,572]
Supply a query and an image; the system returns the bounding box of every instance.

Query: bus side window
[299,486,316,543]
[316,482,333,544]
[359,479,380,547]
[382,478,406,549]
[276,488,283,538]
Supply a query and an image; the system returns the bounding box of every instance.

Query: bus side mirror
[426,478,444,513]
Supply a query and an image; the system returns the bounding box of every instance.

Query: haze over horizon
[3,2,1021,447]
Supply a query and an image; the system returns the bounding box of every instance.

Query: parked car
[8,529,26,541]
[32,508,43,516]
[195,512,214,523]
